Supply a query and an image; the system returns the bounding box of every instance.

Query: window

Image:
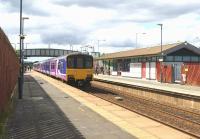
[174,56,182,61]
[183,56,190,62]
[151,57,156,62]
[51,63,55,69]
[122,59,131,72]
[191,56,198,62]
[85,56,93,68]
[165,56,173,61]
[131,58,139,63]
[67,57,75,68]
[77,57,84,68]
[113,60,117,71]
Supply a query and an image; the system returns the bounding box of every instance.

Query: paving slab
[94,74,200,97]
[7,75,84,139]
[18,74,136,139]
[33,71,195,139]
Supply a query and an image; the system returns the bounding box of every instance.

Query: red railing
[0,27,19,112]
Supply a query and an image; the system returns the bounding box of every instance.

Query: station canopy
[96,42,200,60]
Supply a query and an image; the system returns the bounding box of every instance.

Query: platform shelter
[95,42,200,86]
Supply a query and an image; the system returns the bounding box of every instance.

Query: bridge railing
[0,28,19,113]
[16,49,78,57]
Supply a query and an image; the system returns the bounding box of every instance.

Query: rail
[83,81,200,138]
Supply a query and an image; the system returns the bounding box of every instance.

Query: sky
[1,0,200,61]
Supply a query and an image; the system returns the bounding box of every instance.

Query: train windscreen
[85,56,93,68]
[67,55,93,69]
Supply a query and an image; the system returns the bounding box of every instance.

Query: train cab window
[77,57,84,68]
[67,56,75,68]
[85,56,93,68]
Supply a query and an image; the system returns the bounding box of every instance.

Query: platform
[6,74,135,139]
[94,74,200,98]
[32,71,194,139]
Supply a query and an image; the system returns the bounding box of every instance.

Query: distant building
[95,42,200,86]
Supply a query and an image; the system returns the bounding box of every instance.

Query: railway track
[82,81,200,138]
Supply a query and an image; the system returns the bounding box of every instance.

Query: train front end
[66,53,93,86]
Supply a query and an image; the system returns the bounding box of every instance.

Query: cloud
[40,31,87,45]
[54,0,200,23]
[107,39,135,48]
[0,0,50,16]
[53,0,123,9]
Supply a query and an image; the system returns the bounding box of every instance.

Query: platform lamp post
[18,0,29,99]
[18,0,23,99]
[157,23,163,83]
[135,33,146,48]
[21,17,29,83]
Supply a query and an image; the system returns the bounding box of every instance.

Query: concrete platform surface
[94,74,200,97]
[33,71,195,139]
[7,74,135,139]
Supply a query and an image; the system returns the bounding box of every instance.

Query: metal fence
[0,28,19,112]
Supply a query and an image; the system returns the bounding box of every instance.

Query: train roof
[35,52,93,64]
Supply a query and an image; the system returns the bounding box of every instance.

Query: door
[150,62,156,79]
[174,63,182,82]
[146,62,150,79]
[142,62,146,78]
[130,63,142,78]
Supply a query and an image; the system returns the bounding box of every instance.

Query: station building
[95,42,200,86]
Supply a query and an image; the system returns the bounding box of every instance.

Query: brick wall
[0,28,19,112]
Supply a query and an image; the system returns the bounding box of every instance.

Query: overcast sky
[1,0,200,60]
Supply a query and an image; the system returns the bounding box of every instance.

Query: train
[33,53,93,86]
